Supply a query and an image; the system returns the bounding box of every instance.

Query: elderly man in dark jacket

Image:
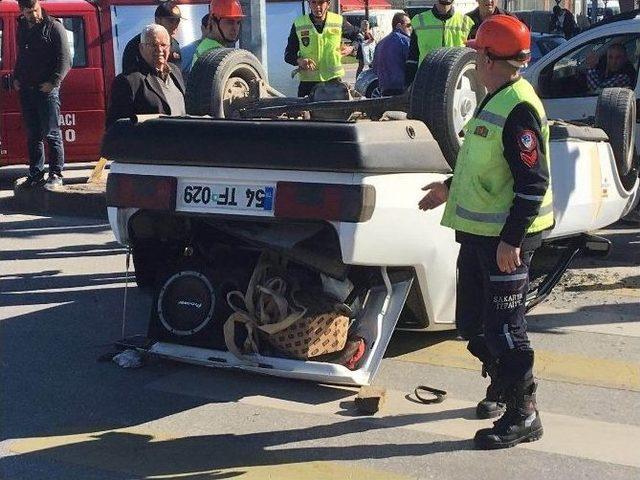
[106,24,186,128]
[14,0,71,189]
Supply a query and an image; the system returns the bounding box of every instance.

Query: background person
[371,12,412,96]
[13,0,71,189]
[122,2,184,74]
[356,19,376,78]
[419,15,552,450]
[191,0,244,68]
[284,0,360,97]
[467,0,511,39]
[181,14,210,77]
[107,25,186,128]
[549,0,578,39]
[585,43,635,90]
[405,0,474,85]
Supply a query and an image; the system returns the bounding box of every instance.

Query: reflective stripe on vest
[192,38,224,67]
[441,78,554,237]
[412,10,473,63]
[294,12,345,82]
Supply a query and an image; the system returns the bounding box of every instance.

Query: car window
[539,33,639,98]
[60,17,86,68]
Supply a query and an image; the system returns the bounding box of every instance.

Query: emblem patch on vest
[518,129,538,167]
[473,125,488,137]
[301,30,310,47]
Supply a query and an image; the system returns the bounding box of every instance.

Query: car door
[0,9,25,166]
[525,25,639,152]
[56,10,106,163]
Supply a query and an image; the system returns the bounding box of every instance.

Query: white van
[342,9,406,43]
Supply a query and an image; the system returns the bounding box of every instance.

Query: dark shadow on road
[527,301,639,333]
[0,217,110,238]
[0,242,125,262]
[0,423,474,479]
[385,330,460,359]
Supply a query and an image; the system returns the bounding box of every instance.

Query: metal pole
[240,0,268,75]
[365,0,370,20]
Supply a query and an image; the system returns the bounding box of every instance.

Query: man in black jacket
[121,2,184,74]
[467,0,512,39]
[14,0,71,189]
[107,24,186,128]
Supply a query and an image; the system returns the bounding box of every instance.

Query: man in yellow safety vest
[419,15,553,450]
[284,0,360,97]
[405,0,473,84]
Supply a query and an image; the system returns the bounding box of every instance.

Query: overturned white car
[104,48,639,386]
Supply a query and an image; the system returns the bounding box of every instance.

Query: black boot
[474,382,543,449]
[476,363,506,419]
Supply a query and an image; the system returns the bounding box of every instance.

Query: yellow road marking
[9,427,410,480]
[389,340,640,391]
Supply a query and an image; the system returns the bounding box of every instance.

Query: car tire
[365,80,380,98]
[594,87,638,188]
[186,48,266,117]
[409,47,486,168]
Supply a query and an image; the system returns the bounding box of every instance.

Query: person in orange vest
[419,16,552,449]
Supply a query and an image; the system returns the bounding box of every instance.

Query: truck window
[60,17,87,68]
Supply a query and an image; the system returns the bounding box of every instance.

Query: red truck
[0,0,211,167]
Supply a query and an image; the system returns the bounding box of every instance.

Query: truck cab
[0,0,106,166]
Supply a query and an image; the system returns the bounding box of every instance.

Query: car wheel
[409,48,486,168]
[594,87,638,190]
[186,48,266,118]
[365,80,381,98]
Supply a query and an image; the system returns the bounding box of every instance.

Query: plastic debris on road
[112,349,143,369]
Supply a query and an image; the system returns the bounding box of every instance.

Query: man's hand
[418,182,449,211]
[13,79,20,91]
[340,45,354,56]
[496,240,521,274]
[39,82,54,93]
[297,58,317,71]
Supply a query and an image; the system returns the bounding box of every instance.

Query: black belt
[414,385,447,404]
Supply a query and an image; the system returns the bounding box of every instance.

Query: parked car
[355,33,566,98]
[523,9,639,155]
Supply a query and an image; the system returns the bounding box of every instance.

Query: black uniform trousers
[455,237,535,390]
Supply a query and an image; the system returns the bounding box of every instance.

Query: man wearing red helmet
[405,0,474,84]
[191,0,244,67]
[419,15,552,449]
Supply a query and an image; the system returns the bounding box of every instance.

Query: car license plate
[178,181,275,214]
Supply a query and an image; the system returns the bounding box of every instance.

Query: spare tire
[186,48,267,117]
[409,48,486,167]
[594,87,637,185]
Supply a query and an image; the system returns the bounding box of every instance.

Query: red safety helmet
[466,15,531,64]
[210,0,245,19]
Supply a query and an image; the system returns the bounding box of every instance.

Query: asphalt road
[1,174,639,479]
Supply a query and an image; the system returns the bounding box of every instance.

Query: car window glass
[60,17,86,68]
[539,33,639,98]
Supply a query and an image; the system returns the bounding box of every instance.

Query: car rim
[452,62,483,142]
[221,65,262,117]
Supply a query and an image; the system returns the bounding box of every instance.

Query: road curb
[12,181,107,219]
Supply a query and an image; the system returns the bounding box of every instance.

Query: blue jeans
[19,87,65,178]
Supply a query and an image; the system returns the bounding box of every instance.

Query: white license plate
[178,182,275,214]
